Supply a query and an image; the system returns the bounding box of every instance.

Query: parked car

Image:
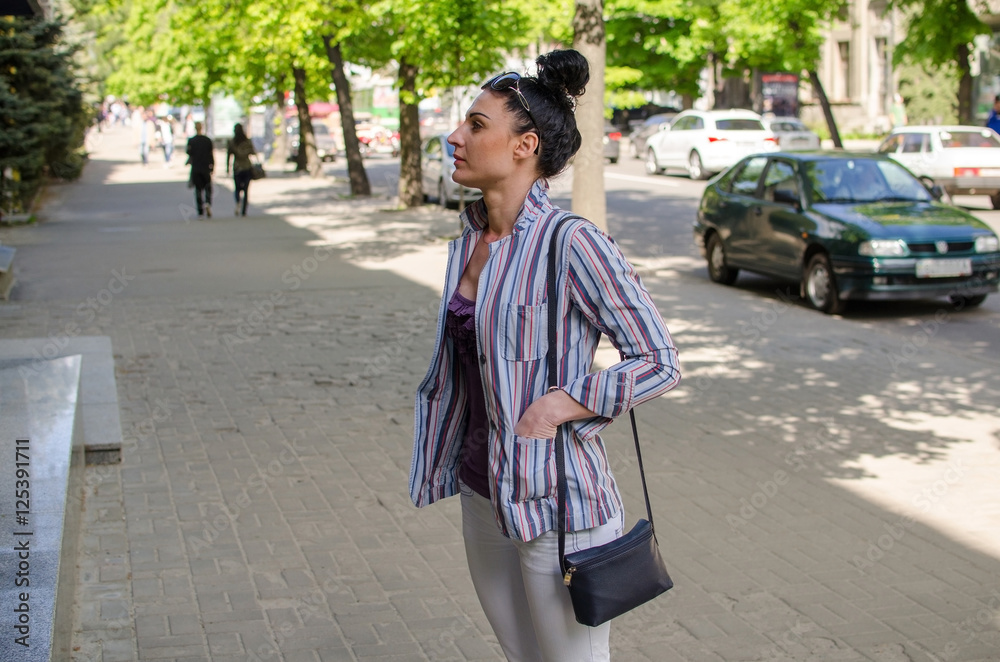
[288,122,338,162]
[762,117,821,151]
[604,125,622,164]
[628,113,677,159]
[876,125,1000,208]
[421,133,483,208]
[694,151,1000,313]
[646,109,778,179]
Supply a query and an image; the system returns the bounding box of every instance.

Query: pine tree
[1,16,89,216]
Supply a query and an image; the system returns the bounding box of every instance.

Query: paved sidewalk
[1,126,999,662]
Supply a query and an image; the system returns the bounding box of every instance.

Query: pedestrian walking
[158,116,175,167]
[409,49,682,662]
[138,110,155,166]
[186,121,214,218]
[183,112,196,140]
[987,95,1000,135]
[226,123,256,216]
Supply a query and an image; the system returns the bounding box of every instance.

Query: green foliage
[605,0,844,108]
[892,0,988,70]
[1,16,90,213]
[898,61,958,124]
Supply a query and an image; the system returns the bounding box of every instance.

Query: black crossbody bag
[546,215,674,627]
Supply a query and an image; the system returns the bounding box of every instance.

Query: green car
[694,152,1000,314]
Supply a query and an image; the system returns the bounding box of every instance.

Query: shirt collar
[459,179,552,234]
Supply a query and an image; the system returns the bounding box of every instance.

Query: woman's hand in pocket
[513,389,597,439]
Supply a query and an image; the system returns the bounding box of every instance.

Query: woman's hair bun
[535,50,589,104]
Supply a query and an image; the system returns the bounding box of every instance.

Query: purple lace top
[446,289,491,499]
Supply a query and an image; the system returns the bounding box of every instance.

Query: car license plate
[915,258,972,278]
[979,168,1000,177]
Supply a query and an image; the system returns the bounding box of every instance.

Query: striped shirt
[410,179,681,541]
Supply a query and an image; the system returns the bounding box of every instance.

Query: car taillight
[707,136,727,143]
[955,167,980,176]
[608,132,621,141]
[764,136,779,144]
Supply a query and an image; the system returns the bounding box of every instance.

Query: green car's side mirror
[773,188,800,208]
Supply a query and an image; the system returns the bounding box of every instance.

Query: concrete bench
[0,354,85,660]
[0,337,124,464]
[0,244,14,300]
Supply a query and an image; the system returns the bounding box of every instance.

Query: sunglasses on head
[483,72,540,152]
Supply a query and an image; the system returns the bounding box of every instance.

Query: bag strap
[547,215,657,578]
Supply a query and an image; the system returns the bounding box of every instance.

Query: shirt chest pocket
[499,303,548,361]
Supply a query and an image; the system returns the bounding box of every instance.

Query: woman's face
[447,91,534,190]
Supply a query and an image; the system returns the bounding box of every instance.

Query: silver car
[421,134,483,208]
[762,117,821,151]
[628,113,676,159]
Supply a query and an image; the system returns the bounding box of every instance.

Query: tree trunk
[324,37,370,197]
[809,69,842,149]
[292,66,322,177]
[572,0,608,232]
[957,42,973,125]
[397,58,423,208]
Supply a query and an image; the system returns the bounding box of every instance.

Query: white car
[421,134,483,208]
[762,117,821,151]
[876,126,1000,208]
[645,109,778,179]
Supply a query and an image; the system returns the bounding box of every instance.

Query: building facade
[804,0,900,134]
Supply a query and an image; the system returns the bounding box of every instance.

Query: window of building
[837,41,851,100]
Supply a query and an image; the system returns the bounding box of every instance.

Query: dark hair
[491,49,589,179]
[233,123,248,143]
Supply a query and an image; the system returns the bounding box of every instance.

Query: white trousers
[460,482,624,662]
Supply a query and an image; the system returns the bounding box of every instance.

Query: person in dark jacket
[186,122,215,218]
[226,123,256,216]
[988,96,1000,135]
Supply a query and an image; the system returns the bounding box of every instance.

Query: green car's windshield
[805,158,933,204]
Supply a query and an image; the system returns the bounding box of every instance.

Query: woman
[410,50,681,661]
[226,123,256,216]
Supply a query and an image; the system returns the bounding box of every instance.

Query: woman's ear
[513,131,540,160]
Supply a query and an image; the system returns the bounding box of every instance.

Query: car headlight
[975,234,1000,253]
[859,239,910,257]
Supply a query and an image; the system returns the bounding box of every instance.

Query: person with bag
[410,49,681,661]
[226,123,256,216]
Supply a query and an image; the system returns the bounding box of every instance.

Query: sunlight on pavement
[355,243,449,293]
[829,392,1000,561]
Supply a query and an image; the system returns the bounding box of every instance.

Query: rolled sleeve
[561,224,680,435]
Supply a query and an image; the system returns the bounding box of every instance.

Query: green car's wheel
[949,293,987,309]
[707,234,738,285]
[804,253,845,315]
